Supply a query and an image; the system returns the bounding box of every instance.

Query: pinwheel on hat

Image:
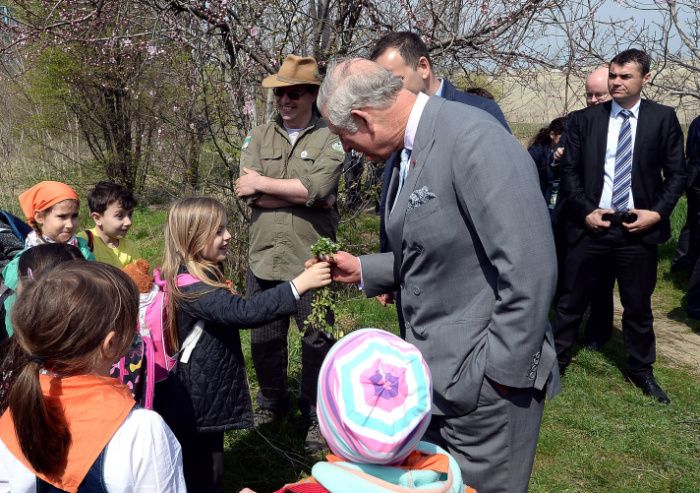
[316,328,432,465]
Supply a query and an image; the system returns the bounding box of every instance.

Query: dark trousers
[424,379,545,493]
[247,271,334,418]
[554,219,614,347]
[553,227,658,375]
[673,173,700,273]
[174,430,224,493]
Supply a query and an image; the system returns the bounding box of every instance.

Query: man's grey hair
[318,58,403,133]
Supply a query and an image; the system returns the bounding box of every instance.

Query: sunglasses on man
[272,87,308,100]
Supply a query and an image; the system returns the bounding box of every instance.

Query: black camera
[602,211,638,225]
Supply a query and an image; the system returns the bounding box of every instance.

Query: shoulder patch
[332,141,343,153]
[242,136,251,149]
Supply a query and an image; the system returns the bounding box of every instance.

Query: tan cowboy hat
[262,55,320,88]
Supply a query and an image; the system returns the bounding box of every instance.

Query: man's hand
[235,167,262,197]
[624,209,661,233]
[585,208,614,232]
[326,251,362,284]
[305,251,361,283]
[554,147,565,161]
[376,292,396,306]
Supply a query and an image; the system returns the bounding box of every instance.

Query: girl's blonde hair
[8,261,138,475]
[161,197,232,350]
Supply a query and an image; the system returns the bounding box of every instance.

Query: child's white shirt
[0,408,186,492]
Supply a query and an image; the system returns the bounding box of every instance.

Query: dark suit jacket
[560,99,686,245]
[379,79,510,251]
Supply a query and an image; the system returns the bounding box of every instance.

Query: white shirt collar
[611,98,641,119]
[435,78,445,97]
[404,92,430,151]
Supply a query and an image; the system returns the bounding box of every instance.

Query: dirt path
[612,293,700,375]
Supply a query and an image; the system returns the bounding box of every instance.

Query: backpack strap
[176,272,201,287]
[85,229,94,252]
[152,269,201,289]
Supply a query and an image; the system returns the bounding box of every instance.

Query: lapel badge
[300,150,308,159]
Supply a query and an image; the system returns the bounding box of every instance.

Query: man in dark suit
[554,49,686,403]
[682,116,700,317]
[370,31,510,318]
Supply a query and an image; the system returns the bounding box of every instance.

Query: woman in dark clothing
[153,197,331,492]
[528,117,567,213]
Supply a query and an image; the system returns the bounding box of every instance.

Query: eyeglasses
[272,87,307,100]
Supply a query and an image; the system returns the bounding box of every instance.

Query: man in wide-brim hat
[235,54,345,453]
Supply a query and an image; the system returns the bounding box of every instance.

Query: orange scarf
[0,374,135,493]
[18,181,79,224]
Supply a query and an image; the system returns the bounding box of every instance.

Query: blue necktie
[390,148,411,213]
[612,109,633,211]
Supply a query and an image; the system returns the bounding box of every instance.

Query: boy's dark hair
[610,49,651,76]
[370,31,431,69]
[87,181,137,214]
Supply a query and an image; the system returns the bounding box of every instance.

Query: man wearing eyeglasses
[235,55,344,452]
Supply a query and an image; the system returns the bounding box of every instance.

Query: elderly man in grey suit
[314,58,559,493]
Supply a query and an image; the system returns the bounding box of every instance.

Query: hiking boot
[303,419,326,453]
[254,408,283,427]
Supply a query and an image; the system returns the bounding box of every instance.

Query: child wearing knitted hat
[2,181,95,336]
[240,328,477,493]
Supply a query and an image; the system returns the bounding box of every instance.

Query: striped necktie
[612,109,633,211]
[390,148,411,213]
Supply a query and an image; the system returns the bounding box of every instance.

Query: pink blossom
[243,99,255,116]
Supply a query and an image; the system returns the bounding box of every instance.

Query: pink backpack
[111,269,201,409]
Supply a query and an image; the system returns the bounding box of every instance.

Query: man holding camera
[553,49,686,404]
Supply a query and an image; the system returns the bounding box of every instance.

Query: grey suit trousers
[424,378,545,493]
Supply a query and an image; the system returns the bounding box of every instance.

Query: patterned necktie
[390,148,411,213]
[612,109,633,211]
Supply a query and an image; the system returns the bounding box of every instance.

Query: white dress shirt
[599,99,641,209]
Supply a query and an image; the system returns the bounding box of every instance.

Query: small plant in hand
[306,237,343,340]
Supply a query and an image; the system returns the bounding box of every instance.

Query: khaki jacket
[241,114,344,280]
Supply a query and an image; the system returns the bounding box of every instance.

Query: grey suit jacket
[361,97,560,416]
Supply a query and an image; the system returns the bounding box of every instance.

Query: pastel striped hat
[317,328,432,464]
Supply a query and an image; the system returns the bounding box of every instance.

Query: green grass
[114,197,700,492]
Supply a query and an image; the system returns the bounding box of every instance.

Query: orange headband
[19,181,79,224]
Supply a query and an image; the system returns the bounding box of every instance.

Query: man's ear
[417,56,432,81]
[642,71,652,87]
[350,109,374,135]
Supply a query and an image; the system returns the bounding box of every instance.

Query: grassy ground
[117,203,700,493]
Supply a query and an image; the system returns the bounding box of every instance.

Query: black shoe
[303,419,326,454]
[254,408,283,427]
[626,372,671,404]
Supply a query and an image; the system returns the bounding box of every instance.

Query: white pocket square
[408,186,436,210]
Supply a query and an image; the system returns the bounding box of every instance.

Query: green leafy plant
[305,237,343,340]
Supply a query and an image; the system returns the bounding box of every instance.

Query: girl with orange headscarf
[2,181,95,336]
